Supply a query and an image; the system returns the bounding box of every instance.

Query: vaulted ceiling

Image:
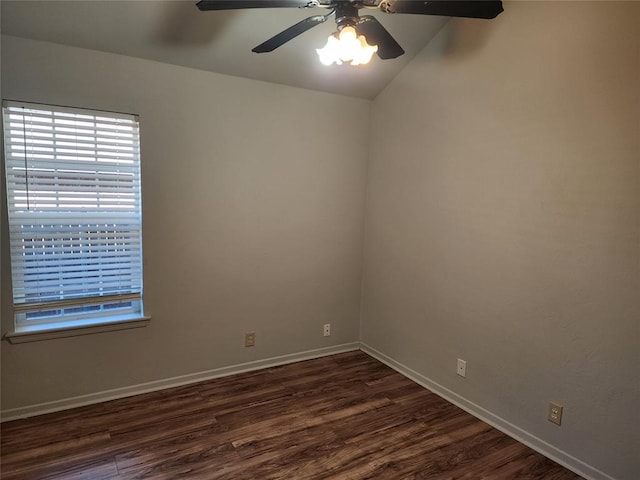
[1,0,449,99]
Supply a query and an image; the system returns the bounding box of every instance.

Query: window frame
[2,100,149,342]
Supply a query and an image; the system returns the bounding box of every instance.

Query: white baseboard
[0,342,360,422]
[360,343,616,480]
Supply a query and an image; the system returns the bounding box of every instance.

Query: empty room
[0,1,638,479]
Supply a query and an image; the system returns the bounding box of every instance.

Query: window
[3,101,145,334]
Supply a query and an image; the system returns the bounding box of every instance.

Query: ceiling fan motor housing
[335,2,360,30]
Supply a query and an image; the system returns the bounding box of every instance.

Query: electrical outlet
[548,402,563,425]
[245,332,256,347]
[456,358,467,377]
[323,324,331,337]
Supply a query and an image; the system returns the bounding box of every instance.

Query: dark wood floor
[1,351,582,479]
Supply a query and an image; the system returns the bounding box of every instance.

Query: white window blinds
[3,101,144,328]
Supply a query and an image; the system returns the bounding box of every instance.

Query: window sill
[4,315,151,344]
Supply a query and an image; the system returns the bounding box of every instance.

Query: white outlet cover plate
[457,359,467,377]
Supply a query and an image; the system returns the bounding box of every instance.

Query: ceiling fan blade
[356,16,405,60]
[380,1,503,19]
[252,14,328,53]
[197,0,315,11]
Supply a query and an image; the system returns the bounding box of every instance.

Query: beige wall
[1,35,369,409]
[362,2,639,479]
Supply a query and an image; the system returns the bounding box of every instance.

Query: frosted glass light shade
[316,26,378,66]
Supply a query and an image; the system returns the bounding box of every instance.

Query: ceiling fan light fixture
[316,26,378,66]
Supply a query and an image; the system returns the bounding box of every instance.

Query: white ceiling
[1,0,448,99]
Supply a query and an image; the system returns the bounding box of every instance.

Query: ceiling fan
[196,1,504,65]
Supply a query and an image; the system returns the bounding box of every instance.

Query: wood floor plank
[0,351,583,480]
[1,404,111,455]
[41,457,119,480]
